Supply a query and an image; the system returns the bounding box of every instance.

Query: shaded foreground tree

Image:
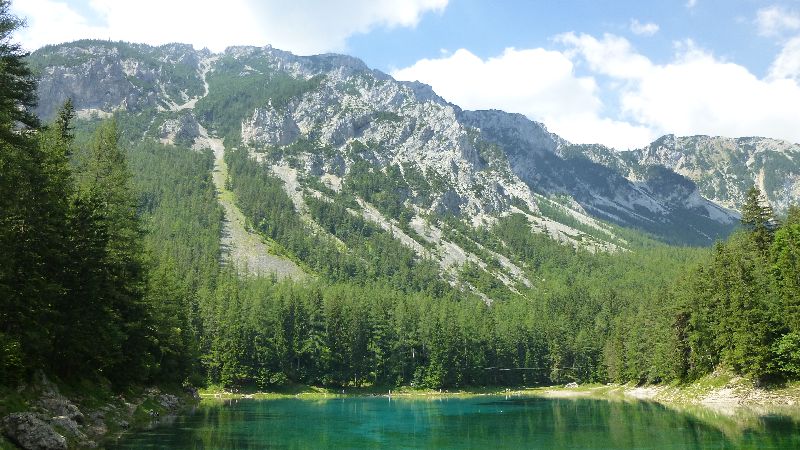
[0,4,197,385]
[0,0,63,382]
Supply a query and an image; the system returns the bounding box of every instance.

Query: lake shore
[199,370,800,418]
[0,373,199,450]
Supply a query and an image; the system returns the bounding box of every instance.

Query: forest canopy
[2,0,799,393]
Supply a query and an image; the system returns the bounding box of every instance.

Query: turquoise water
[110,396,800,449]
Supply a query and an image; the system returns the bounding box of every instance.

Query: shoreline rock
[1,373,195,449]
[2,413,67,450]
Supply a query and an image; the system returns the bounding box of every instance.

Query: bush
[774,332,800,378]
[0,332,24,385]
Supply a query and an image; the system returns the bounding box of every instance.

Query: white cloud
[11,0,448,54]
[769,36,800,80]
[392,47,655,149]
[557,32,652,79]
[629,19,659,37]
[394,48,600,118]
[756,5,800,37]
[393,32,800,149]
[246,0,448,54]
[10,0,108,50]
[686,0,698,9]
[562,33,800,144]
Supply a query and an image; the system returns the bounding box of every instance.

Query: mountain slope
[560,135,800,215]
[27,41,752,278]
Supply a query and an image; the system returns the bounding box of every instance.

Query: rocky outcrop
[1,373,193,449]
[37,388,84,425]
[157,394,181,411]
[15,374,97,447]
[242,107,300,147]
[160,113,200,146]
[2,413,67,450]
[561,135,800,214]
[28,40,208,120]
[49,416,87,442]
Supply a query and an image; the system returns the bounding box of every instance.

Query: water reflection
[110,396,800,449]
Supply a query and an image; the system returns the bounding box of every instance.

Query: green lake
[109,396,800,449]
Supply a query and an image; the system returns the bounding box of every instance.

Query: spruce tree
[741,186,777,252]
[771,214,800,333]
[0,3,70,379]
[68,119,151,383]
[0,0,38,141]
[54,97,75,144]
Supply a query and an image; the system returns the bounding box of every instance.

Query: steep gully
[187,57,304,280]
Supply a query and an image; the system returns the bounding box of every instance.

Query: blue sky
[350,0,775,76]
[11,0,800,148]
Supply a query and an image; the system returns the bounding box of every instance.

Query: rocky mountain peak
[625,134,800,211]
[29,40,753,248]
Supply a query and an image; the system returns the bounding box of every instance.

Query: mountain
[31,40,788,298]
[10,35,800,403]
[560,135,800,214]
[29,40,749,242]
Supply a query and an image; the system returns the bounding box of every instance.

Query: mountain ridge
[29,40,797,254]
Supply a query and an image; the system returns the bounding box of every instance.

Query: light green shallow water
[109,396,800,449]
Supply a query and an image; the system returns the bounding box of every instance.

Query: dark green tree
[75,119,150,383]
[772,218,800,333]
[54,97,75,143]
[0,0,38,142]
[741,186,777,252]
[0,6,72,382]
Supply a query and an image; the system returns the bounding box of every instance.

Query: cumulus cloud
[393,48,600,119]
[629,19,659,37]
[756,6,800,82]
[394,32,800,148]
[557,32,652,78]
[10,0,109,50]
[559,33,800,144]
[756,5,800,37]
[11,0,447,54]
[246,0,448,54]
[769,36,800,80]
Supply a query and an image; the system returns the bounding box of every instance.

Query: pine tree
[72,119,151,383]
[741,186,777,252]
[0,5,72,380]
[771,214,800,333]
[0,0,38,143]
[54,97,75,144]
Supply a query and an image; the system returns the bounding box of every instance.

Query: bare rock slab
[2,412,67,450]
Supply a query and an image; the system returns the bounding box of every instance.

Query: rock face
[560,135,800,213]
[160,112,200,146]
[33,40,798,246]
[29,41,208,120]
[634,135,800,212]
[38,393,84,425]
[2,413,67,450]
[242,107,300,147]
[2,373,192,450]
[461,111,738,243]
[157,394,181,411]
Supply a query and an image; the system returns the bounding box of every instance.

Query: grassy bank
[199,370,800,415]
[199,383,549,401]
